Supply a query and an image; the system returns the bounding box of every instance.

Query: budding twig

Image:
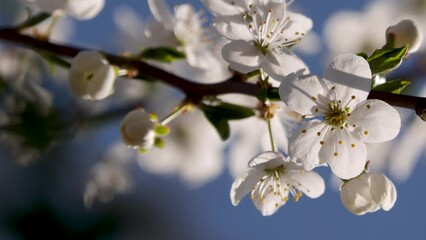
[0,28,425,120]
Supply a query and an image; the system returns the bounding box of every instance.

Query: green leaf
[199,102,255,140]
[372,79,411,94]
[155,124,170,136]
[140,47,186,63]
[16,13,51,30]
[367,45,408,75]
[39,51,71,69]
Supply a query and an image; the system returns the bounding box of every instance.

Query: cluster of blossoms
[9,0,424,217]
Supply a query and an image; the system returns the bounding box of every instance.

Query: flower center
[324,102,348,127]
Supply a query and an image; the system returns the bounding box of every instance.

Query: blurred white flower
[386,19,423,54]
[280,54,401,179]
[23,0,105,20]
[340,172,397,215]
[84,143,134,208]
[201,0,245,16]
[137,109,225,189]
[120,109,156,151]
[69,51,116,100]
[144,0,231,82]
[231,151,325,216]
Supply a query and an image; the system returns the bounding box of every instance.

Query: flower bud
[340,172,397,215]
[386,19,423,54]
[120,109,156,150]
[69,51,116,100]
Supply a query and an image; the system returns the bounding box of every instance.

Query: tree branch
[0,28,425,120]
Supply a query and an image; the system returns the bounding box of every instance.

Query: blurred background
[0,0,425,239]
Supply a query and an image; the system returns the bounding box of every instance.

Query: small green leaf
[154,137,165,149]
[372,79,411,94]
[367,45,408,75]
[39,51,71,69]
[199,102,255,140]
[140,47,186,63]
[155,125,170,136]
[357,52,368,60]
[256,87,268,102]
[16,13,51,30]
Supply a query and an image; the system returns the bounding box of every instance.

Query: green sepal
[357,52,368,60]
[139,47,186,63]
[39,51,71,70]
[367,45,408,75]
[199,102,255,140]
[138,148,148,155]
[256,87,280,102]
[16,13,51,30]
[155,124,170,136]
[149,113,158,123]
[154,137,165,149]
[372,79,411,94]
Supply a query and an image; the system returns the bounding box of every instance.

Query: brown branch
[0,28,425,120]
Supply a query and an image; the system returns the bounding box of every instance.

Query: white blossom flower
[84,142,134,208]
[120,109,156,151]
[214,0,312,80]
[68,51,116,100]
[23,0,105,20]
[386,19,423,54]
[279,54,401,179]
[137,109,225,189]
[144,0,231,82]
[340,172,397,215]
[231,151,325,216]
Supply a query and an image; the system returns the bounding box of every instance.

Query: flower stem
[266,116,276,152]
[160,101,190,125]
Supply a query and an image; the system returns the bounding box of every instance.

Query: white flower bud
[68,51,116,100]
[386,19,423,54]
[340,172,397,215]
[120,109,156,150]
[24,0,105,20]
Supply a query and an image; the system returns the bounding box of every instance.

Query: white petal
[221,40,262,73]
[286,165,325,198]
[340,176,378,215]
[230,169,265,206]
[283,12,313,40]
[214,15,253,41]
[279,73,328,116]
[88,64,115,100]
[248,151,282,168]
[320,128,367,179]
[147,0,174,28]
[382,177,397,211]
[201,0,245,16]
[386,19,423,54]
[66,0,104,20]
[324,54,372,106]
[350,99,401,143]
[289,120,327,170]
[262,49,309,81]
[369,173,391,205]
[251,177,287,216]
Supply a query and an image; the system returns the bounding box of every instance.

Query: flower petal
[382,177,397,211]
[262,48,309,81]
[251,176,287,216]
[340,176,379,215]
[230,169,265,206]
[147,0,174,28]
[289,120,328,170]
[283,12,313,40]
[221,40,262,73]
[320,128,367,179]
[279,73,328,116]
[248,151,282,168]
[285,164,325,198]
[214,15,253,41]
[349,99,401,143]
[323,54,372,106]
[201,0,245,16]
[369,173,397,211]
[66,0,104,20]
